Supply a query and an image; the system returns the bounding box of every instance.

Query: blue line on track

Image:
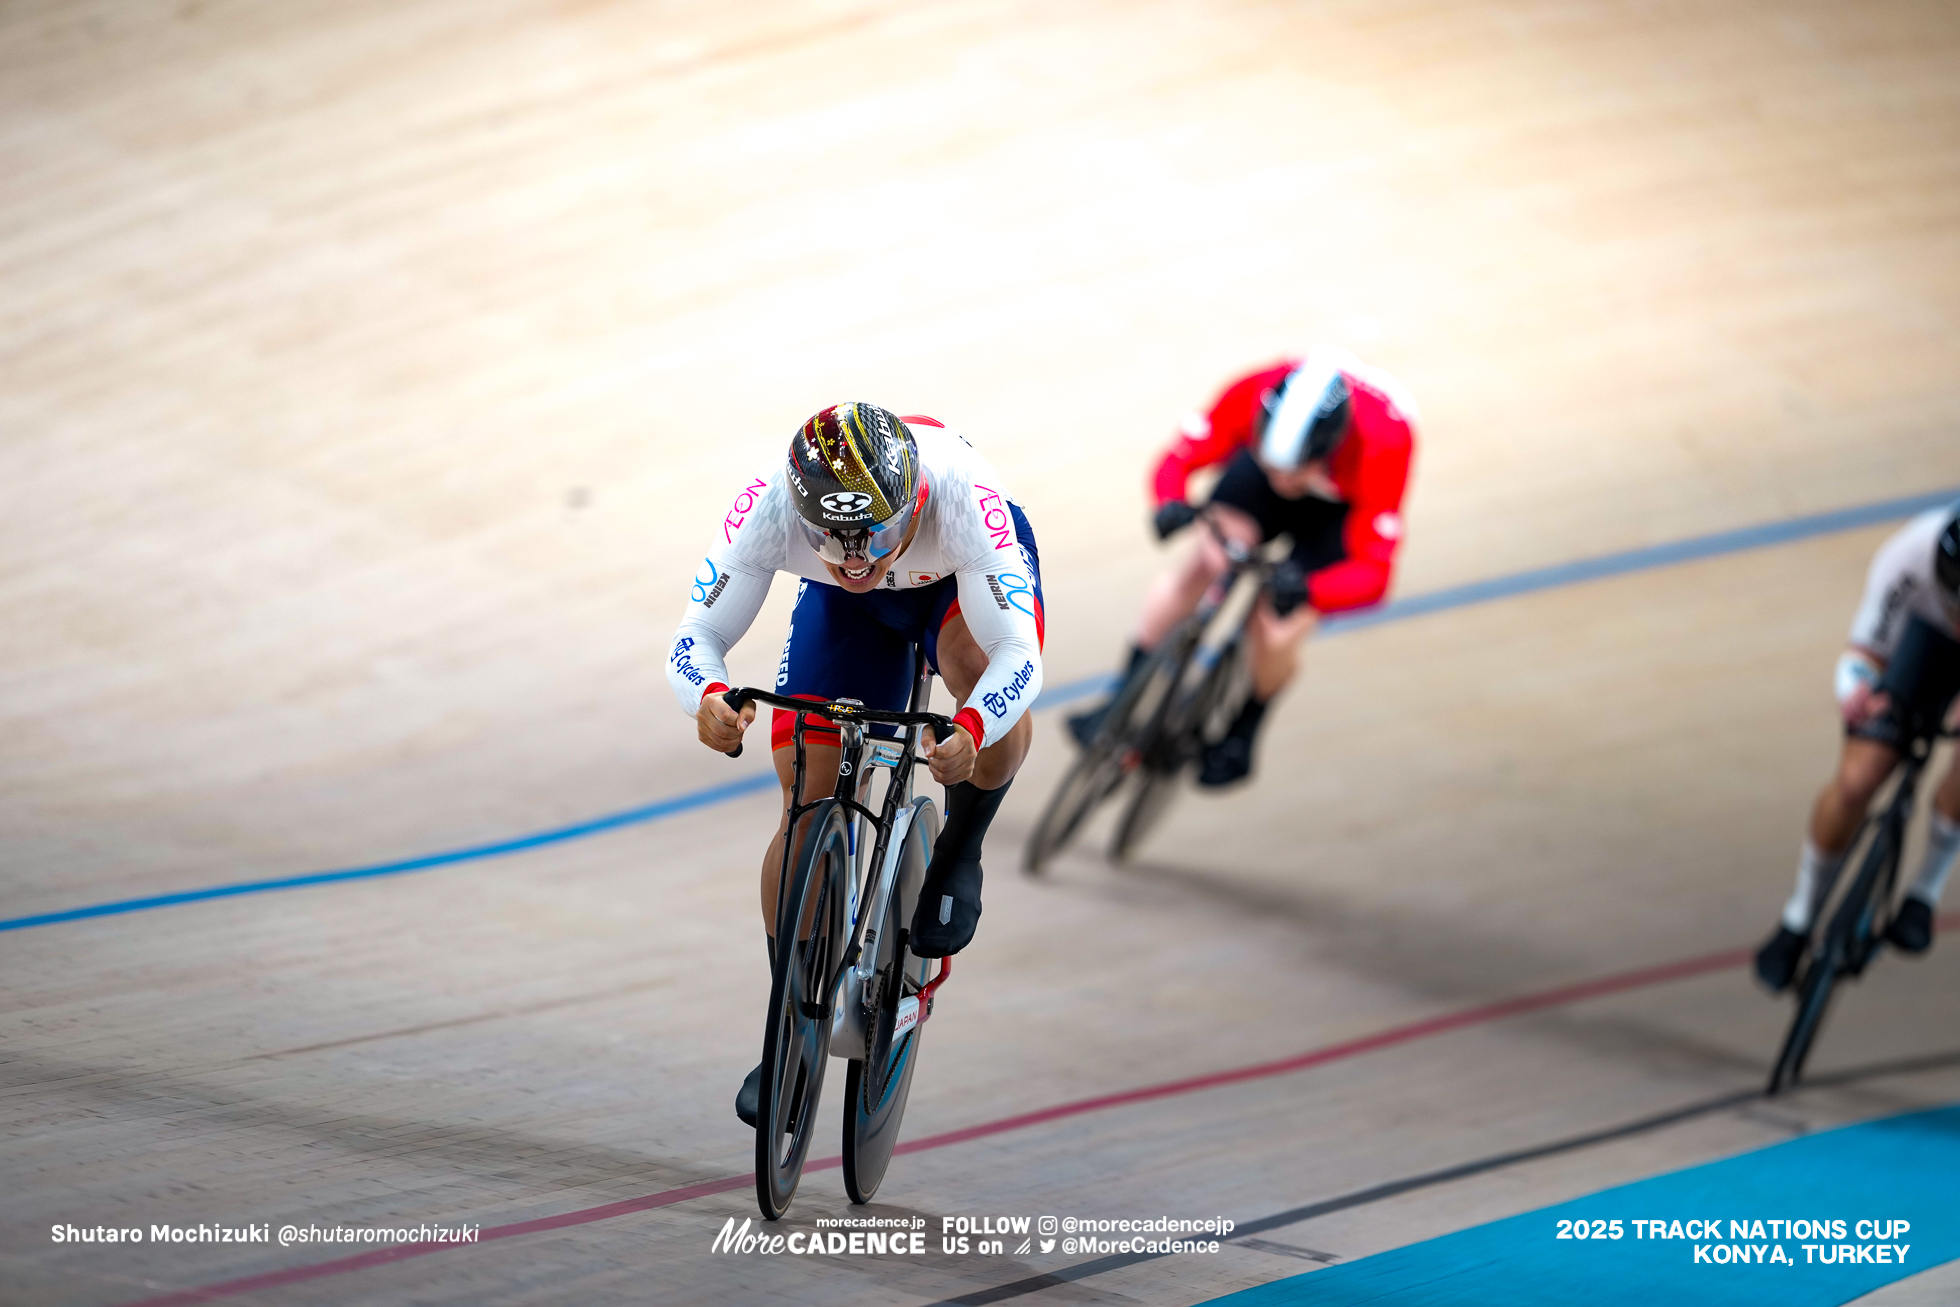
[7,486,1954,935]
[0,775,780,932]
[1201,1102,1960,1307]
[1323,486,1960,633]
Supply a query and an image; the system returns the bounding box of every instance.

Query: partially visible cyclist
[1068,347,1417,786]
[666,402,1044,1125]
[1755,505,1960,990]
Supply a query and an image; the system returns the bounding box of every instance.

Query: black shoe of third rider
[1753,925,1808,992]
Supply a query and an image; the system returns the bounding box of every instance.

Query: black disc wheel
[755,801,850,1219]
[843,798,939,1203]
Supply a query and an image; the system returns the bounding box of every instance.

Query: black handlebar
[718,687,955,759]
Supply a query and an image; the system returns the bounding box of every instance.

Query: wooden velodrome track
[4,1,1960,1304]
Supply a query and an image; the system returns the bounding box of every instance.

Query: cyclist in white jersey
[666,403,1045,1125]
[1755,505,1960,989]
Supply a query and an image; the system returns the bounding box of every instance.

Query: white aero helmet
[1259,357,1353,470]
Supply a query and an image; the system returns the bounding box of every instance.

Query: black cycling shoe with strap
[1067,646,1149,749]
[1754,925,1808,991]
[735,1062,762,1127]
[910,854,981,957]
[1198,696,1267,788]
[1885,897,1934,953]
[1197,735,1254,788]
[1067,702,1111,750]
[908,779,1011,957]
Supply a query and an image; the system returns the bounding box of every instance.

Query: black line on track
[921,1047,1960,1307]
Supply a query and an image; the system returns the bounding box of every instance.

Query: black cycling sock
[1122,644,1149,683]
[1226,694,1269,742]
[933,778,1013,869]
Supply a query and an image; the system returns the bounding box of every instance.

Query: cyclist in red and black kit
[1069,349,1417,786]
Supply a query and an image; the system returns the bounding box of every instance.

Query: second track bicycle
[1025,511,1276,873]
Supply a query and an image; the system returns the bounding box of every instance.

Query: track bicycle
[1767,721,1955,1095]
[1025,511,1277,873]
[720,658,955,1218]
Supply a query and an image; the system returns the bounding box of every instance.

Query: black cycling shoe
[910,855,982,957]
[735,1062,762,1128]
[1197,735,1254,788]
[1067,702,1112,749]
[1885,897,1934,953]
[1754,925,1808,992]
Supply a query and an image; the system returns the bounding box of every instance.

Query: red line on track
[128,927,1937,1307]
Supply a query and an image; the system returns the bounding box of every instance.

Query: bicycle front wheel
[1767,946,1837,1096]
[755,800,850,1219]
[1110,639,1246,863]
[843,797,939,1203]
[1765,811,1898,1095]
[1024,637,1195,875]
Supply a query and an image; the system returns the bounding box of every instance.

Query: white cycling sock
[1782,838,1848,933]
[1907,809,1960,907]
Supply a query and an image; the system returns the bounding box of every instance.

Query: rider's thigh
[1932,752,1960,821]
[1249,599,1319,647]
[774,738,844,810]
[1209,503,1263,551]
[1180,506,1254,582]
[1834,736,1901,808]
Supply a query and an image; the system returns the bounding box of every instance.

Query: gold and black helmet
[787,403,923,565]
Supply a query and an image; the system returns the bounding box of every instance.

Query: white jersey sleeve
[1847,509,1959,662]
[665,466,787,715]
[938,453,1044,747]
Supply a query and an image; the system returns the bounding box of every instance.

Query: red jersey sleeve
[1308,387,1414,613]
[1150,362,1296,506]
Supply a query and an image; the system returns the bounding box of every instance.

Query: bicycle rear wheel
[843,798,939,1203]
[755,801,850,1219]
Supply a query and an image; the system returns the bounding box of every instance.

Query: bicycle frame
[1767,722,1955,1094]
[1138,512,1278,748]
[723,666,956,1033]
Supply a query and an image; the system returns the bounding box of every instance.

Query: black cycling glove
[1270,558,1311,617]
[1153,500,1199,540]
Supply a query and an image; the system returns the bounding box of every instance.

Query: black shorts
[1205,448,1348,572]
[1849,614,1960,750]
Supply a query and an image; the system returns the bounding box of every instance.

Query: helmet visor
[798,506,913,566]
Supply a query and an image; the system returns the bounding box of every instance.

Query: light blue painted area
[1201,1104,1960,1307]
[7,486,1954,934]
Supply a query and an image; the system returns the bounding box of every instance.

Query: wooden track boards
[3,2,1960,1303]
